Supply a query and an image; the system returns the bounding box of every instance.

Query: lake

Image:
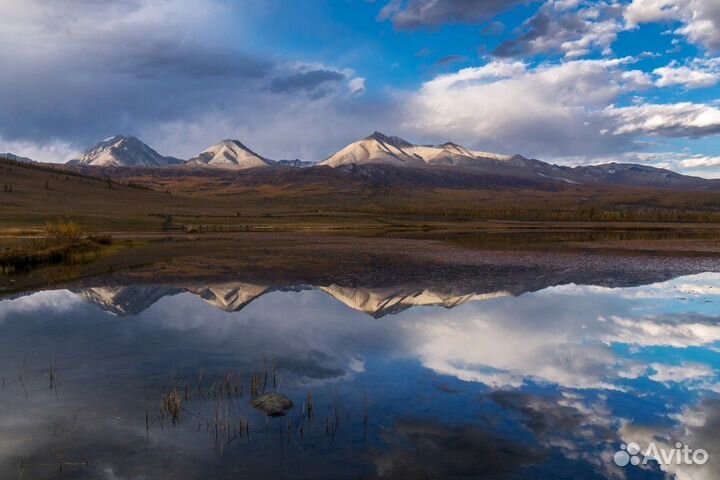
[1,262,719,479]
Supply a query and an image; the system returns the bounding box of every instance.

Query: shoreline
[2,232,719,297]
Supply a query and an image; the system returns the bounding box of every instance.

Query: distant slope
[562,163,714,189]
[276,159,314,168]
[185,139,274,169]
[0,152,34,163]
[78,161,720,223]
[0,157,225,231]
[67,135,183,167]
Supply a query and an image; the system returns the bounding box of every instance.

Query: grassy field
[2,159,720,238]
[0,160,235,232]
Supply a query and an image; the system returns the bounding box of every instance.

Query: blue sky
[0,0,718,176]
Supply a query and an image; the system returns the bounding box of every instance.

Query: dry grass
[45,220,82,243]
[161,387,183,425]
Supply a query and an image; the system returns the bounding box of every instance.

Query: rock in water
[252,393,294,417]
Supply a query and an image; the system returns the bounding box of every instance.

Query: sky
[0,0,719,176]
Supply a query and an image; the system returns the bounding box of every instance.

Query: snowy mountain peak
[68,135,183,167]
[218,139,249,149]
[366,132,414,149]
[320,133,513,168]
[185,139,274,169]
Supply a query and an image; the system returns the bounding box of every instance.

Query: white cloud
[626,0,720,52]
[348,77,367,95]
[649,362,714,383]
[602,102,720,137]
[494,2,625,59]
[654,65,718,88]
[604,316,720,348]
[681,155,720,168]
[654,58,720,88]
[0,290,82,322]
[400,58,651,157]
[404,272,720,391]
[0,136,79,163]
[676,0,720,52]
[625,0,685,26]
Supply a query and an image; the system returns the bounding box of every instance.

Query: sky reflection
[0,273,718,478]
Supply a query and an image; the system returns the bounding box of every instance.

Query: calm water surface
[0,273,719,479]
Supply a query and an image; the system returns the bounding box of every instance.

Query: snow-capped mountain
[74,286,182,316]
[185,139,274,169]
[187,283,273,311]
[316,132,720,189]
[71,283,513,318]
[60,132,719,190]
[68,135,183,167]
[318,285,512,318]
[320,132,516,168]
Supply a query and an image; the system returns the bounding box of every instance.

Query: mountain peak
[185,139,274,170]
[321,133,513,168]
[68,135,182,167]
[365,131,413,149]
[219,138,246,147]
[107,134,132,141]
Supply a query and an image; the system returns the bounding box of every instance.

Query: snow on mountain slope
[185,139,274,169]
[74,286,182,316]
[70,283,513,318]
[320,132,426,167]
[318,285,513,318]
[187,283,272,311]
[68,135,183,167]
[320,132,514,168]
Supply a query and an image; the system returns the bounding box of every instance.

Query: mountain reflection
[0,272,718,479]
[71,283,514,317]
[45,264,719,318]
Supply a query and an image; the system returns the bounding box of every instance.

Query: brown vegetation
[0,220,116,271]
[2,158,720,239]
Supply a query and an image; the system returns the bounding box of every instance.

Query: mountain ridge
[0,152,34,163]
[71,283,516,318]
[59,132,720,190]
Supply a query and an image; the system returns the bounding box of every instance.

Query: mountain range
[59,132,719,190]
[73,283,514,318]
[68,136,314,170]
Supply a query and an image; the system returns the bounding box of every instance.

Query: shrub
[45,220,82,243]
